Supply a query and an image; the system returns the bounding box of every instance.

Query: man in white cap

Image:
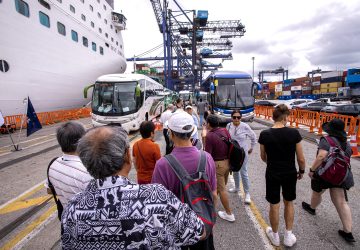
[160,104,174,154]
[152,112,217,250]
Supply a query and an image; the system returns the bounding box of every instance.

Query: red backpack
[316,136,351,186]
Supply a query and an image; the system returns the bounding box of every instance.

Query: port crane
[135,0,246,90]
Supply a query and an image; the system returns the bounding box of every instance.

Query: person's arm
[132,144,138,171]
[154,144,161,161]
[308,149,328,179]
[295,142,306,180]
[204,133,213,155]
[248,126,257,154]
[260,144,267,163]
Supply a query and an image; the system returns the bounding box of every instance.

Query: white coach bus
[85,74,170,133]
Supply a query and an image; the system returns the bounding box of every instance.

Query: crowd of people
[46,101,356,249]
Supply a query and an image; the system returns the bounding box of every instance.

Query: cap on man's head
[168,112,195,134]
[185,105,192,110]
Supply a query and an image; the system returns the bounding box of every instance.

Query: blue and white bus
[202,71,258,124]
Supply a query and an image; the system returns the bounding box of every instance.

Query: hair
[171,130,192,140]
[200,98,203,102]
[176,98,183,104]
[140,121,155,138]
[207,114,219,128]
[77,126,129,179]
[273,104,290,122]
[231,110,242,117]
[56,121,86,153]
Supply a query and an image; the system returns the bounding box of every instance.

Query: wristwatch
[299,169,305,174]
[310,168,316,173]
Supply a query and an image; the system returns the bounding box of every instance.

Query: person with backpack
[226,110,256,204]
[152,112,217,250]
[205,114,235,222]
[258,104,306,247]
[302,119,356,243]
[46,121,92,220]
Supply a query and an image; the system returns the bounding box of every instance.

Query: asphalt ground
[0,117,359,249]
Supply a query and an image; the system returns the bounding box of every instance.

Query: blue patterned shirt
[61,176,203,249]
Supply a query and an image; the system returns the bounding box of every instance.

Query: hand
[297,172,304,180]
[248,148,253,154]
[308,172,314,179]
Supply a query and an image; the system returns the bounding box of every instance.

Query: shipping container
[313,85,321,90]
[321,71,342,79]
[302,86,312,91]
[295,77,309,82]
[301,90,312,95]
[312,90,320,94]
[312,81,320,86]
[275,84,282,92]
[328,87,338,93]
[283,86,291,91]
[320,88,328,93]
[282,91,291,96]
[269,82,277,89]
[320,76,342,83]
[320,82,342,89]
[291,86,302,91]
[283,79,294,84]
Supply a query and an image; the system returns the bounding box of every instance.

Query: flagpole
[15,97,28,151]
[0,110,18,151]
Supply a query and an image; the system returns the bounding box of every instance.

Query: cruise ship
[0,0,127,116]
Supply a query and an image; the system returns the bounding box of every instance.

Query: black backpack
[215,129,246,172]
[165,151,216,239]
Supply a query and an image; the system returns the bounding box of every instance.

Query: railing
[3,107,91,130]
[254,105,360,145]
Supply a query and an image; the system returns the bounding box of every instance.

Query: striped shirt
[46,154,92,206]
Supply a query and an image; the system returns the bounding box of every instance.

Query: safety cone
[350,135,360,157]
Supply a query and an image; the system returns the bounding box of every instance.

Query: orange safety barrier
[292,110,320,133]
[3,107,92,130]
[317,113,355,137]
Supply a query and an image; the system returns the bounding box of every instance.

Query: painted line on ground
[227,177,276,250]
[2,205,57,250]
[0,196,51,215]
[0,181,45,211]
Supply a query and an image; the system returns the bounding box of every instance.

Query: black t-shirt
[258,127,302,173]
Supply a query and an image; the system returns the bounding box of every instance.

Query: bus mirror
[84,84,95,98]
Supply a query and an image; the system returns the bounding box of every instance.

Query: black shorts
[311,176,340,193]
[266,170,297,204]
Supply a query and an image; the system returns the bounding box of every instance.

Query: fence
[254,105,360,145]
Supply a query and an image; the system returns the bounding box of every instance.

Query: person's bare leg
[219,190,232,214]
[310,190,324,209]
[330,188,352,233]
[284,200,294,231]
[269,203,280,233]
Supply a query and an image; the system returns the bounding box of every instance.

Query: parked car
[286,99,313,109]
[320,104,360,117]
[255,100,276,106]
[295,101,330,112]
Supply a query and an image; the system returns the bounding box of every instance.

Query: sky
[115,0,360,81]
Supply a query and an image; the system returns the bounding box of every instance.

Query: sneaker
[218,211,235,222]
[338,230,356,243]
[302,202,316,215]
[244,193,251,204]
[265,227,280,247]
[228,188,240,193]
[284,232,297,247]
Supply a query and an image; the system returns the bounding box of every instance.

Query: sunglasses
[232,116,241,120]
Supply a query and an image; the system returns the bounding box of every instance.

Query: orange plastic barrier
[3,107,91,130]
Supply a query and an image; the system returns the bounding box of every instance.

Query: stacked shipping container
[320,71,343,94]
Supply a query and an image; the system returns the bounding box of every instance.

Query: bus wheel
[145,113,149,121]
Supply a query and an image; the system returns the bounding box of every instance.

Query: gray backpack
[165,151,216,239]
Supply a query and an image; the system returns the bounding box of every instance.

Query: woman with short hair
[258,104,306,247]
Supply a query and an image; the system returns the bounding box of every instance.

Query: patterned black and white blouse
[61,176,204,249]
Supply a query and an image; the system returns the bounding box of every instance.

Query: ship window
[104,19,107,24]
[105,33,108,38]
[81,14,86,21]
[100,46,104,55]
[57,22,66,36]
[15,0,30,17]
[103,4,106,10]
[71,30,78,42]
[99,28,102,33]
[116,41,118,46]
[110,24,113,30]
[38,0,50,10]
[39,11,50,28]
[111,37,114,42]
[82,37,88,47]
[89,5,93,11]
[105,43,109,48]
[91,21,94,28]
[69,5,75,13]
[0,60,10,73]
[92,42,97,52]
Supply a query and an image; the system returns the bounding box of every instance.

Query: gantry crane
[258,67,289,83]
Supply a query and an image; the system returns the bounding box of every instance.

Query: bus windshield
[92,81,138,115]
[215,78,254,108]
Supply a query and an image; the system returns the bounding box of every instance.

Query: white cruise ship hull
[0,0,126,116]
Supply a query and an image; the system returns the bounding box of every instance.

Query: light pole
[252,57,255,80]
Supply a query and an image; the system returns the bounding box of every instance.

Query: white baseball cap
[167,112,197,136]
[185,105,193,110]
